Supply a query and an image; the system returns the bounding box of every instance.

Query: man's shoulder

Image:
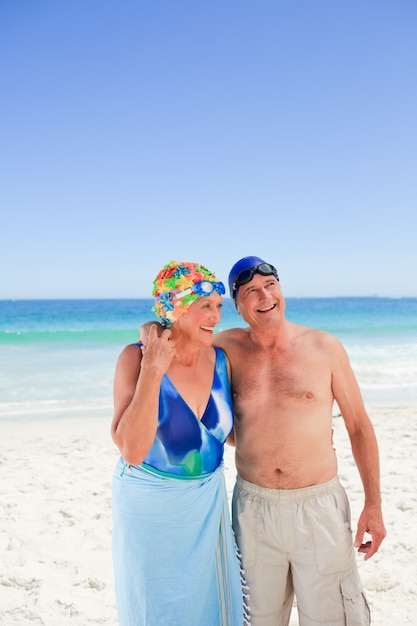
[293,323,343,350]
[214,326,249,346]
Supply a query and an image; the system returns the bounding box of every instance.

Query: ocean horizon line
[2,295,417,302]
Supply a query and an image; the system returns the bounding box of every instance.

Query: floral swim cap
[152,260,225,327]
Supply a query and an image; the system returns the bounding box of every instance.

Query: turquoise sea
[1,297,417,421]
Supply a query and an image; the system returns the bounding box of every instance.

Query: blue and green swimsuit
[142,346,234,478]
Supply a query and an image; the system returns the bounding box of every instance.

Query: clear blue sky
[1,0,416,299]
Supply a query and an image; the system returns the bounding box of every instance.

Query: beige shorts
[232,475,370,626]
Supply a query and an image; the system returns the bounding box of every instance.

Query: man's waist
[235,473,341,501]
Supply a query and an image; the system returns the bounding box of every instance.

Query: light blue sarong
[112,458,246,625]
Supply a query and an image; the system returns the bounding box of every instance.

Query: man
[214,256,386,626]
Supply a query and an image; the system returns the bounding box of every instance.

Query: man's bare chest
[232,351,330,403]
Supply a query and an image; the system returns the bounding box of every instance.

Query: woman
[111,260,247,626]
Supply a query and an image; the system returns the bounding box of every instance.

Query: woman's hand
[141,325,176,375]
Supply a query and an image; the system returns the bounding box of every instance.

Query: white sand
[1,403,416,625]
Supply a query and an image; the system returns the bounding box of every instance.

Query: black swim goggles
[232,263,279,300]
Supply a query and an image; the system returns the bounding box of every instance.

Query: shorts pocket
[232,488,261,569]
[309,490,356,575]
[341,572,371,625]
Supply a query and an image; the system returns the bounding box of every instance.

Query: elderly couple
[111,256,386,626]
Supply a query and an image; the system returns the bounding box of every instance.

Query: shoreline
[1,404,416,624]
[1,397,416,423]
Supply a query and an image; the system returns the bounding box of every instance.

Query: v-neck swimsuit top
[140,347,234,479]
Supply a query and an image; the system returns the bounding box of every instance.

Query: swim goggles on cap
[232,263,278,300]
[171,280,225,301]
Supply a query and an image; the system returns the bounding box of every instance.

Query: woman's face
[175,293,223,344]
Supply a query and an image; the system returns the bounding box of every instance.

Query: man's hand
[354,505,386,560]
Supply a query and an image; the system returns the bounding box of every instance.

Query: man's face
[236,273,284,326]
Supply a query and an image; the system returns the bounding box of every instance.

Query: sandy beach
[1,403,416,625]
